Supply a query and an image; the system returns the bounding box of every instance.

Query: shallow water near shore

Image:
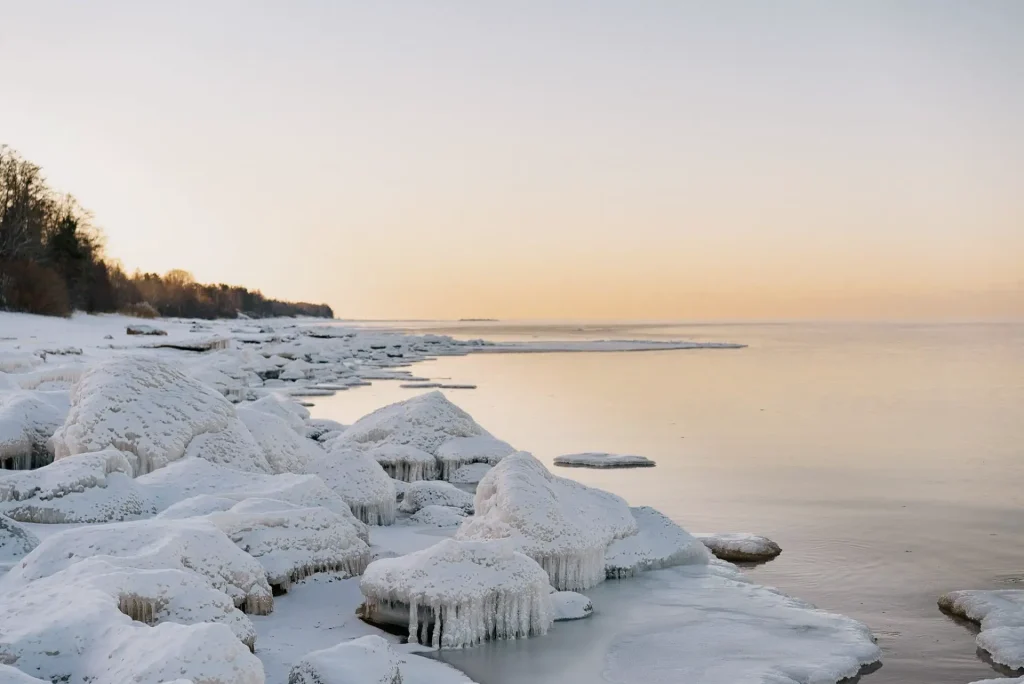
[311,321,1024,684]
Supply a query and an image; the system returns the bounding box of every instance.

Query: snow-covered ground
[0,311,892,684]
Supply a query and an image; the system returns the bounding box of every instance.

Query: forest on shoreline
[0,146,333,320]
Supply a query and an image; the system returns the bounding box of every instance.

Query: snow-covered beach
[1,313,1018,684]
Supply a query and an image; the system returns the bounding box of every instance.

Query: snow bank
[552,452,655,469]
[52,357,234,475]
[10,517,274,615]
[551,591,593,621]
[410,505,468,528]
[456,452,637,590]
[336,392,491,458]
[237,406,322,474]
[0,390,68,469]
[695,532,783,562]
[361,538,553,648]
[436,435,516,481]
[0,449,148,523]
[400,480,475,515]
[288,635,402,684]
[939,589,1024,670]
[368,444,438,482]
[205,498,370,592]
[0,514,39,569]
[306,449,396,525]
[605,506,709,578]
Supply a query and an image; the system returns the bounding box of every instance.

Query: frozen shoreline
[0,311,892,684]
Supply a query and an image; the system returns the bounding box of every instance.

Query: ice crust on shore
[400,480,475,515]
[939,589,1024,670]
[361,538,553,648]
[457,452,637,590]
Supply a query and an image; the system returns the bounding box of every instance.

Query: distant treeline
[0,146,332,319]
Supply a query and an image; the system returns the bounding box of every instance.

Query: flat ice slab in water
[553,452,655,469]
[605,506,709,579]
[939,589,1024,670]
[360,538,553,648]
[695,532,783,562]
[457,452,636,591]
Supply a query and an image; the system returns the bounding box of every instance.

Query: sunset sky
[1,1,1021,320]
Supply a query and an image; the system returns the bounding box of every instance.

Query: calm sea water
[310,322,1024,684]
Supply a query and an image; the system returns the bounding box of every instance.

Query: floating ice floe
[552,452,655,469]
[409,505,468,528]
[551,590,593,621]
[400,480,475,515]
[368,444,438,482]
[605,506,709,579]
[695,532,783,563]
[436,435,516,481]
[51,357,234,475]
[360,538,553,648]
[0,390,68,469]
[335,392,491,459]
[0,514,39,570]
[307,449,396,525]
[457,452,637,590]
[9,517,274,615]
[939,589,1024,670]
[0,448,148,524]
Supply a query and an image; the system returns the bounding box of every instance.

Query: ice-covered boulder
[605,506,709,578]
[51,357,235,475]
[306,449,396,525]
[409,505,467,528]
[695,532,783,563]
[360,538,553,648]
[336,392,491,458]
[368,444,438,482]
[450,462,493,485]
[306,418,346,441]
[243,394,309,433]
[10,518,274,615]
[399,480,474,515]
[237,406,322,474]
[204,498,370,592]
[551,590,593,621]
[436,435,516,481]
[0,390,69,470]
[288,634,402,684]
[553,452,655,469]
[456,452,637,590]
[0,514,39,569]
[939,589,1024,670]
[0,665,48,683]
[0,449,149,524]
[182,416,274,473]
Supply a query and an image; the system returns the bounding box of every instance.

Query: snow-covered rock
[450,462,493,485]
[237,406,323,475]
[436,435,516,481]
[52,357,235,475]
[306,449,396,525]
[939,589,1024,670]
[336,392,491,458]
[361,538,553,648]
[605,506,709,578]
[306,417,346,441]
[0,449,148,524]
[0,514,39,569]
[125,323,166,335]
[244,394,309,433]
[456,452,637,591]
[182,416,273,473]
[0,390,68,469]
[553,452,655,469]
[10,518,274,615]
[0,665,48,683]
[409,505,467,528]
[695,532,783,562]
[551,590,593,621]
[204,498,370,592]
[288,634,402,684]
[368,444,438,482]
[399,480,474,515]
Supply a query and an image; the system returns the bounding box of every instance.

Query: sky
[1,1,1021,320]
